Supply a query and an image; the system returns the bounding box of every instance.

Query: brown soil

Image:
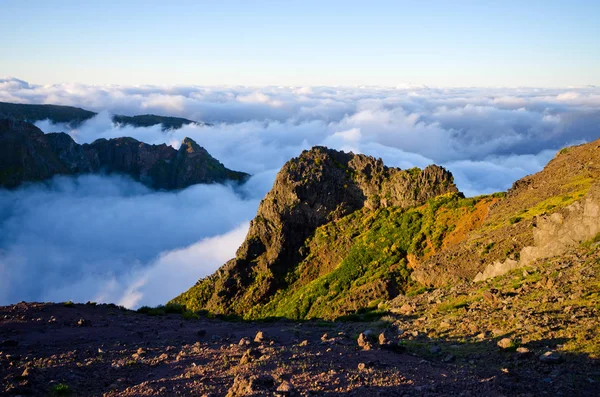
[0,302,581,396]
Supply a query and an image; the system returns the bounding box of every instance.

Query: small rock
[227,374,275,397]
[539,351,562,364]
[239,348,261,364]
[492,329,504,337]
[378,332,390,346]
[430,345,441,354]
[76,318,91,327]
[357,333,373,350]
[20,367,31,379]
[516,347,530,355]
[298,340,309,347]
[238,338,251,346]
[275,380,295,396]
[357,362,368,371]
[399,303,413,315]
[497,337,515,350]
[254,331,268,343]
[136,347,146,356]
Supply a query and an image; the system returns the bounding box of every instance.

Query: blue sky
[1,0,599,86]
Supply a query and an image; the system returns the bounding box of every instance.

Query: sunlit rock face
[173,146,458,316]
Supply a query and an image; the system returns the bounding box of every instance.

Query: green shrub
[137,305,166,316]
[182,311,200,320]
[51,383,72,396]
[509,216,522,224]
[164,303,185,314]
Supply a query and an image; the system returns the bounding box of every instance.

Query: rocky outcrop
[172,146,458,315]
[474,184,600,281]
[0,118,248,189]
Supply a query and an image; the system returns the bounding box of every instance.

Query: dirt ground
[1,302,597,396]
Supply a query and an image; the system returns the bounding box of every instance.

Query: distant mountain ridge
[0,101,203,130]
[0,118,248,189]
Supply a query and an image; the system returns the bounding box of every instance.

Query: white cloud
[0,175,261,307]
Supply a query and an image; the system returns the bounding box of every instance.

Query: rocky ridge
[0,118,248,189]
[172,146,458,317]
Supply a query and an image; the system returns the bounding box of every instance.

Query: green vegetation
[582,232,600,248]
[559,147,571,155]
[137,303,204,320]
[436,296,475,313]
[509,216,522,224]
[51,383,72,396]
[241,192,486,320]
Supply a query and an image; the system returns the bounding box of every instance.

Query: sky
[1,0,599,87]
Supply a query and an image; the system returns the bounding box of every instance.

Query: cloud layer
[0,175,262,307]
[1,78,599,307]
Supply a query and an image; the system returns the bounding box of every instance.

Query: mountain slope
[171,146,458,318]
[173,139,600,320]
[0,118,248,189]
[412,138,600,286]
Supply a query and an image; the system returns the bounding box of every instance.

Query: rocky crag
[172,146,458,318]
[0,118,248,189]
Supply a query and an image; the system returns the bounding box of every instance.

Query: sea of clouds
[1,77,599,307]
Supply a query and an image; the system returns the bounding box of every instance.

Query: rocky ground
[1,293,598,396]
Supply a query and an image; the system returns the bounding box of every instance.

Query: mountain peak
[172,147,458,316]
[180,137,207,155]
